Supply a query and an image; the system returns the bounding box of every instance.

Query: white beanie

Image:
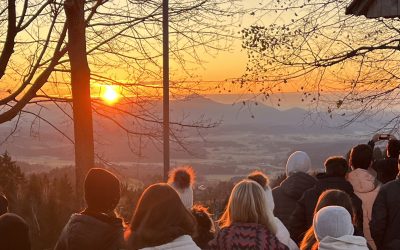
[286,151,312,176]
[313,206,354,242]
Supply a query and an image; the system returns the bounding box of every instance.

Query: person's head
[127,183,196,249]
[219,179,276,234]
[191,204,215,248]
[313,206,354,242]
[324,156,348,177]
[84,168,120,213]
[0,194,8,216]
[286,151,312,176]
[387,139,400,158]
[349,144,373,170]
[0,213,31,250]
[247,170,269,189]
[168,166,195,189]
[300,189,354,250]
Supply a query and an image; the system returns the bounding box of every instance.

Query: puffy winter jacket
[272,172,317,228]
[347,168,380,250]
[370,178,400,250]
[54,213,125,250]
[289,174,363,243]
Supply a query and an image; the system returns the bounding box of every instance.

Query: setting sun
[102,85,120,104]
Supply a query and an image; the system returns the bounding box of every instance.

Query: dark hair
[350,144,373,170]
[387,139,400,158]
[84,168,121,212]
[127,183,196,249]
[168,166,195,189]
[191,204,215,249]
[0,194,8,216]
[300,189,354,250]
[247,170,269,189]
[0,213,31,250]
[324,156,348,177]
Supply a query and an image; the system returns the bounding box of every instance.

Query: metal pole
[162,0,170,182]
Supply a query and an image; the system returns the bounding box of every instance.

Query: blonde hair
[219,180,277,234]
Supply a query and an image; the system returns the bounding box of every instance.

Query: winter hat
[0,213,30,250]
[0,194,8,216]
[84,168,120,212]
[286,151,312,176]
[313,205,354,242]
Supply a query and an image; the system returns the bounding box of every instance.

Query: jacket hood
[140,235,200,250]
[280,172,317,200]
[265,187,275,211]
[61,213,124,249]
[318,235,368,250]
[286,151,312,176]
[347,168,379,193]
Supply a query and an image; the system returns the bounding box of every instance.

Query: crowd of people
[1,134,400,250]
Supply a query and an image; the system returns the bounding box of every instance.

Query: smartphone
[379,134,391,140]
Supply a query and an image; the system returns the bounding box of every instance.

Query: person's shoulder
[380,178,400,191]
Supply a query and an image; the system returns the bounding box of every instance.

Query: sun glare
[102,85,120,104]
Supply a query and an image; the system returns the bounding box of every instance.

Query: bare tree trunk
[65,0,94,201]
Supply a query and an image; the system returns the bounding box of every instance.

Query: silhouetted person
[168,166,195,208]
[125,183,199,249]
[248,171,298,250]
[0,194,8,216]
[0,213,31,250]
[313,206,368,250]
[55,168,124,250]
[347,144,379,250]
[370,172,400,250]
[369,136,400,184]
[272,151,317,228]
[209,180,289,250]
[191,204,215,249]
[289,157,363,243]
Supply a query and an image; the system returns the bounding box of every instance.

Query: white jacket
[170,184,193,209]
[347,168,380,250]
[140,235,200,250]
[318,235,369,250]
[265,187,299,250]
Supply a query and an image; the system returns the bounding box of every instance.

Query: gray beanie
[313,205,354,241]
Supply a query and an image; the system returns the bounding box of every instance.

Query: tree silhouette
[240,0,400,130]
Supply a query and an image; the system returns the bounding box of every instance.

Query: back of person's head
[0,194,8,216]
[84,168,120,213]
[313,206,354,242]
[168,166,195,189]
[247,170,269,189]
[127,183,196,249]
[387,139,400,158]
[0,213,30,250]
[300,189,354,250]
[324,156,348,177]
[219,179,276,234]
[349,144,373,170]
[286,151,312,176]
[191,204,215,249]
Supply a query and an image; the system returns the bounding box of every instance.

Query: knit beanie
[313,205,354,242]
[0,213,30,250]
[286,151,312,176]
[84,168,120,212]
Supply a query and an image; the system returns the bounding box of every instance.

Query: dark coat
[370,178,400,250]
[372,158,398,184]
[54,213,124,250]
[289,174,363,243]
[272,172,317,228]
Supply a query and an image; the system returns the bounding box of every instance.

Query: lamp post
[162,0,170,182]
